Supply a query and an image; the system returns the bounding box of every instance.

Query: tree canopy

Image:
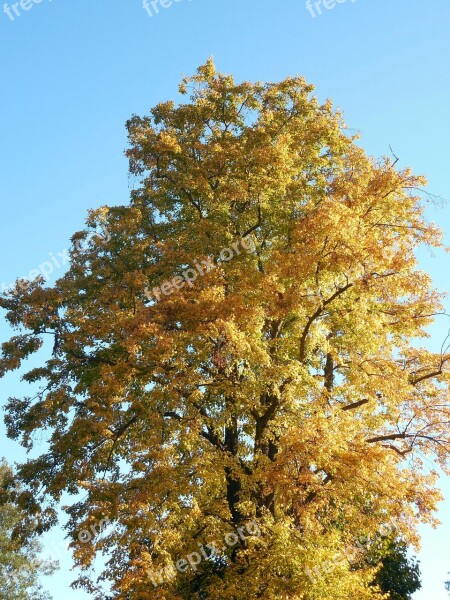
[1,60,449,599]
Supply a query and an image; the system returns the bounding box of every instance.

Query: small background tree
[365,535,421,600]
[0,461,57,600]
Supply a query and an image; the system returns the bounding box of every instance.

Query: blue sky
[1,0,450,597]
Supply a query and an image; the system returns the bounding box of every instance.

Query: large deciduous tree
[1,60,449,599]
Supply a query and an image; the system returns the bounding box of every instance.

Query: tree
[373,539,421,600]
[0,461,57,599]
[1,60,449,599]
[359,533,421,600]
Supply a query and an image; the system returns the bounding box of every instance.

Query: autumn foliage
[1,60,449,599]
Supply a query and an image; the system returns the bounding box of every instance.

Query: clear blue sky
[1,0,450,597]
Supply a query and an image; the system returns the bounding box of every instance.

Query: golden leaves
[1,61,449,598]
